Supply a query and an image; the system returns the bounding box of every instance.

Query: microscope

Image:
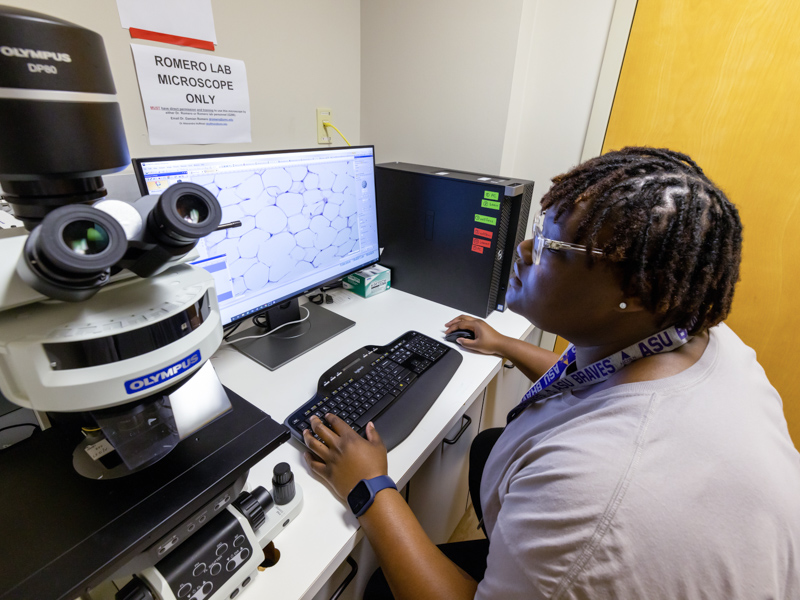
[0,7,302,600]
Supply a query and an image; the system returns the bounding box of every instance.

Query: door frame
[581,0,638,160]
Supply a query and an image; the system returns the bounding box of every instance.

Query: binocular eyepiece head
[16,182,222,302]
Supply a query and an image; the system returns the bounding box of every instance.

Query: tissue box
[343,264,391,298]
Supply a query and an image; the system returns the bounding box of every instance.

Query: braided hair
[541,147,742,335]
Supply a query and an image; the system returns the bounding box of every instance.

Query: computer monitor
[132,146,380,369]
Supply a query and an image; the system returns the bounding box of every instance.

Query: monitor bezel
[130,145,381,327]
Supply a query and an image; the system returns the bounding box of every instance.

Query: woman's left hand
[303,414,388,501]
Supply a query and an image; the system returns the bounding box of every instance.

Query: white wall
[500,0,616,211]
[361,0,616,215]
[360,0,525,174]
[2,0,362,162]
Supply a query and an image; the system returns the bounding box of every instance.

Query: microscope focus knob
[231,487,272,531]
[272,462,296,505]
[115,575,154,600]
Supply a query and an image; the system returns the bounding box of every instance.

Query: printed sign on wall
[131,43,251,145]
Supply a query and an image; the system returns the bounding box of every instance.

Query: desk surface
[210,288,533,600]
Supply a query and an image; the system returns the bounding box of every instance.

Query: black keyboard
[284,331,463,451]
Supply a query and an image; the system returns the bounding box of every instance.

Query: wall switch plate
[316,108,332,144]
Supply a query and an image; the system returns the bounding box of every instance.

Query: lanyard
[507,325,690,423]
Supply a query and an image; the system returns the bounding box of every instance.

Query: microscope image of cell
[288,213,310,234]
[201,161,362,298]
[276,193,303,216]
[314,223,337,249]
[256,206,287,234]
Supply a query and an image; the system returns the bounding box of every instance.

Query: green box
[475,214,497,226]
[483,191,499,200]
[481,199,501,210]
[343,264,391,298]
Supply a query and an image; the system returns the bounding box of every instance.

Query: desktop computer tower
[375,163,533,317]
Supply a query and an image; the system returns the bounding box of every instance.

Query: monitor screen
[132,146,380,326]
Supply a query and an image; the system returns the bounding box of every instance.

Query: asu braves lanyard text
[507,325,690,423]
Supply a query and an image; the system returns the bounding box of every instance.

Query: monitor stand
[229,298,355,371]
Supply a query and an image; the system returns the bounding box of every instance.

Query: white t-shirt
[477,323,800,599]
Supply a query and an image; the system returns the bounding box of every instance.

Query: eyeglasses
[531,211,606,265]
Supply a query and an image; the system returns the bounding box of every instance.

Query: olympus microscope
[0,7,302,600]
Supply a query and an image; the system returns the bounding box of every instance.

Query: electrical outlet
[316,108,332,144]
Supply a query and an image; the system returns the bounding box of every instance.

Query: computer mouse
[444,329,476,343]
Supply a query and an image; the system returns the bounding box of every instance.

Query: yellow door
[602,1,800,447]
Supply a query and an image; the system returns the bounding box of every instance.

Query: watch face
[348,480,371,514]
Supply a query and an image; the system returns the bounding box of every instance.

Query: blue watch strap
[350,475,396,517]
[368,475,396,495]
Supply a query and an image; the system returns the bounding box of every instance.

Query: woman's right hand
[444,315,509,356]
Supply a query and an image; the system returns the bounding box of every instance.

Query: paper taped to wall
[131,44,252,145]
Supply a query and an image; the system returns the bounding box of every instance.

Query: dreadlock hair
[541,147,742,335]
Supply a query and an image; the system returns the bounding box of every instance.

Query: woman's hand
[444,315,509,356]
[303,414,388,501]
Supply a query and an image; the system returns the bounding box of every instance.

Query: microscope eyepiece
[148,183,221,246]
[17,204,127,301]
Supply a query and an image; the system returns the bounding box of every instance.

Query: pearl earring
[619,302,627,310]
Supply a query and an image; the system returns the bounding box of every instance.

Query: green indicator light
[475,214,497,226]
[481,199,501,210]
[483,191,499,200]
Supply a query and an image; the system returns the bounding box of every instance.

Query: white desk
[210,288,533,600]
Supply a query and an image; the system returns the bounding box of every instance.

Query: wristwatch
[347,475,396,517]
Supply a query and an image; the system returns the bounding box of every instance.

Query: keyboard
[284,331,463,451]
